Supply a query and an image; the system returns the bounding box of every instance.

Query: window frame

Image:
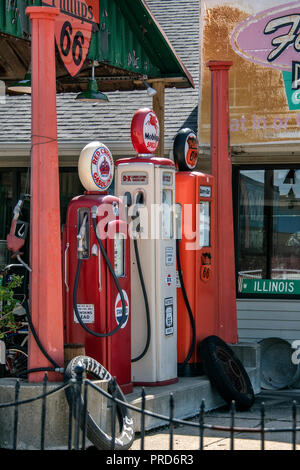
[233,163,300,300]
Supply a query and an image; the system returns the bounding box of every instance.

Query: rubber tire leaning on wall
[199,336,255,411]
[64,355,134,450]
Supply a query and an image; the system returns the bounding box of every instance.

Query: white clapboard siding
[237,299,300,344]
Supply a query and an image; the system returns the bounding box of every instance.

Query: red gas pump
[63,142,132,394]
[174,129,216,376]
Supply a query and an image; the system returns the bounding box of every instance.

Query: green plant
[0,274,24,340]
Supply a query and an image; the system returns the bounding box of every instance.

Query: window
[0,168,85,269]
[235,167,300,297]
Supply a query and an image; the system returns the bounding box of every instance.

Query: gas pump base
[132,377,178,387]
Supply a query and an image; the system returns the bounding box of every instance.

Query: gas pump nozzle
[77,213,88,255]
[131,191,144,236]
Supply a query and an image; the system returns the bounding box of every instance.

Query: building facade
[199,0,300,344]
[1,0,299,347]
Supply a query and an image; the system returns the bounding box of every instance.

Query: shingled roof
[0,0,199,158]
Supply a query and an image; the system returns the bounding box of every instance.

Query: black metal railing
[0,367,299,451]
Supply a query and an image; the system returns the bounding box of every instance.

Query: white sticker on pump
[164,298,174,335]
[74,304,95,324]
[115,290,129,328]
[200,186,211,198]
[165,247,174,266]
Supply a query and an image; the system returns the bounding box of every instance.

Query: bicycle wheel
[5,344,28,378]
[64,356,134,450]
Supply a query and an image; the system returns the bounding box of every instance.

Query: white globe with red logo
[131,108,160,154]
[78,141,114,192]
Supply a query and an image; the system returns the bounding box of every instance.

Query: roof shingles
[0,0,199,149]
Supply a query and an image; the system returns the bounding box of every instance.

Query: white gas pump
[115,108,178,385]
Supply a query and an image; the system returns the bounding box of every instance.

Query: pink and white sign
[231,1,300,72]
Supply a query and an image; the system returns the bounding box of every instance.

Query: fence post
[111,377,117,451]
[292,401,297,451]
[40,373,48,450]
[169,393,174,451]
[12,379,20,450]
[260,402,265,451]
[81,380,88,450]
[140,388,146,450]
[199,399,205,450]
[67,379,74,450]
[230,401,235,451]
[74,364,84,450]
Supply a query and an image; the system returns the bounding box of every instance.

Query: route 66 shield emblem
[42,0,99,77]
[200,264,212,282]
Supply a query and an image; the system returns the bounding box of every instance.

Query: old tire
[64,355,134,450]
[199,336,255,410]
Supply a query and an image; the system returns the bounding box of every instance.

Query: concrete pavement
[131,389,300,451]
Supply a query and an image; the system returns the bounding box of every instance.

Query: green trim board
[0,0,194,87]
[240,278,300,295]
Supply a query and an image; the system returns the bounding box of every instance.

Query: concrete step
[127,342,261,433]
[128,368,259,433]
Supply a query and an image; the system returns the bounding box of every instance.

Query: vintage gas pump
[174,129,216,376]
[63,142,132,394]
[115,108,178,386]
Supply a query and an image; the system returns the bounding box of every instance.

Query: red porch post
[207,61,238,344]
[26,6,64,381]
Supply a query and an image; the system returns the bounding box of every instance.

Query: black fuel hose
[23,298,62,370]
[176,238,196,367]
[72,217,127,338]
[131,237,151,363]
[17,367,64,378]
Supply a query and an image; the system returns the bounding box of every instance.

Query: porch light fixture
[76,63,109,103]
[7,72,32,95]
[143,80,157,97]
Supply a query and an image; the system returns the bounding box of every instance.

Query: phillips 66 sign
[42,0,99,77]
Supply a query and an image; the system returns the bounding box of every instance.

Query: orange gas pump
[62,142,132,394]
[174,129,216,376]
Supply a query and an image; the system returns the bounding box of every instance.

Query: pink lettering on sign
[231,1,300,72]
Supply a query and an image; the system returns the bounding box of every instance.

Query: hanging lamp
[76,63,109,102]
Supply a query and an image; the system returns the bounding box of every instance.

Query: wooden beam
[152,80,165,157]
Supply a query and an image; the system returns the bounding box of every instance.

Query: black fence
[0,367,299,451]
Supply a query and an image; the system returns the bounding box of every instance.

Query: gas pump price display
[114,233,125,278]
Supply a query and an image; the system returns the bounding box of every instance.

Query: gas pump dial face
[78,141,114,192]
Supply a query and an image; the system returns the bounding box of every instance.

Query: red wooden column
[207,61,238,344]
[26,6,64,381]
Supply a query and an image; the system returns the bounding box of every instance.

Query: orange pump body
[176,171,216,375]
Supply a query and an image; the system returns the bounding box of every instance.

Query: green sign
[241,279,300,295]
[282,71,300,111]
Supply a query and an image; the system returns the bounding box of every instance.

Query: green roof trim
[0,0,194,87]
